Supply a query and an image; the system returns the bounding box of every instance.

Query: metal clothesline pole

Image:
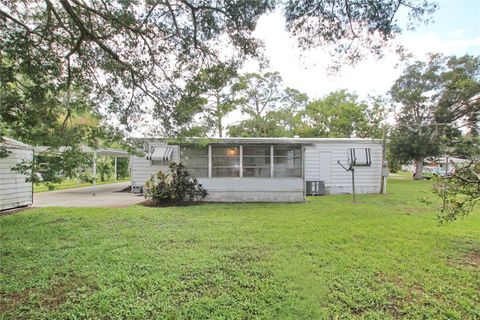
[337,160,355,202]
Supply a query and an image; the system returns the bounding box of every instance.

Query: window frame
[273,146,303,178]
[242,145,272,178]
[211,145,240,178]
[179,146,209,177]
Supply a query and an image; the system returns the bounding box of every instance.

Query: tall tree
[389,54,480,180]
[229,87,309,137]
[175,63,239,137]
[1,0,436,132]
[271,87,309,135]
[302,90,384,138]
[230,71,284,136]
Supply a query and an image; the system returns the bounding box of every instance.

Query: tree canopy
[389,54,480,179]
[227,85,385,139]
[302,90,384,138]
[1,0,437,132]
[174,63,239,137]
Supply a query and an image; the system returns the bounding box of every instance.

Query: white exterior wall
[130,140,180,188]
[197,178,304,202]
[0,147,33,211]
[130,138,383,201]
[304,140,382,194]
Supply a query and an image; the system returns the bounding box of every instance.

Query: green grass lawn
[34,178,130,193]
[1,178,479,319]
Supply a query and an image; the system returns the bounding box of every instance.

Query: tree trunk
[215,93,223,137]
[218,115,223,137]
[414,158,424,180]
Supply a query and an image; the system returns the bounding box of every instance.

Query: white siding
[304,140,382,194]
[318,151,331,181]
[130,141,180,187]
[0,147,33,211]
[198,177,304,202]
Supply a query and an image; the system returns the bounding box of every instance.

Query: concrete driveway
[33,182,144,208]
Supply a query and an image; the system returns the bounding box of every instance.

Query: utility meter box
[306,181,326,196]
[132,185,143,194]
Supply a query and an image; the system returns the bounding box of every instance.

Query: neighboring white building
[0,137,33,210]
[131,137,384,202]
[401,156,470,174]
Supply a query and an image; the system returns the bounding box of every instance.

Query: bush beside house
[144,162,208,205]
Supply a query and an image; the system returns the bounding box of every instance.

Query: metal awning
[147,146,173,161]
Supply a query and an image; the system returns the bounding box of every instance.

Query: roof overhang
[171,137,315,146]
[0,136,33,150]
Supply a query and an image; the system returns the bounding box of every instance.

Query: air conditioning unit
[306,181,326,196]
[132,184,143,194]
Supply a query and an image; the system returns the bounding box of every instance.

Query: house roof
[147,137,382,146]
[0,137,32,150]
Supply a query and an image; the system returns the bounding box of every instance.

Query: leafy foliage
[12,146,93,184]
[434,160,480,222]
[97,158,113,182]
[284,0,437,69]
[229,72,284,136]
[1,0,435,130]
[228,87,385,138]
[389,54,480,179]
[1,52,132,183]
[303,90,385,138]
[144,162,208,205]
[175,63,239,137]
[115,157,129,180]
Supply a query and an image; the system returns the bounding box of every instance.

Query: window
[274,146,302,177]
[242,145,271,177]
[180,146,208,177]
[212,146,240,177]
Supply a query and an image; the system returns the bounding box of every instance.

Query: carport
[34,145,130,196]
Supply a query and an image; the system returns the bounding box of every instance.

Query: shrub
[114,157,129,179]
[97,158,113,182]
[144,162,208,205]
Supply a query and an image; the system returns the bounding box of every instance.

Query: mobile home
[131,137,385,202]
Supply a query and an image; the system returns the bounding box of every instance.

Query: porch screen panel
[180,146,208,177]
[242,145,271,177]
[274,146,302,177]
[212,146,240,177]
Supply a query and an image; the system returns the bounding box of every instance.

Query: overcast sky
[243,0,480,100]
[134,0,479,135]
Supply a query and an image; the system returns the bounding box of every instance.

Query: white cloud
[448,29,467,38]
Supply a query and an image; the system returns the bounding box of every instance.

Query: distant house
[402,156,469,174]
[0,137,33,211]
[130,137,384,202]
[426,156,469,171]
